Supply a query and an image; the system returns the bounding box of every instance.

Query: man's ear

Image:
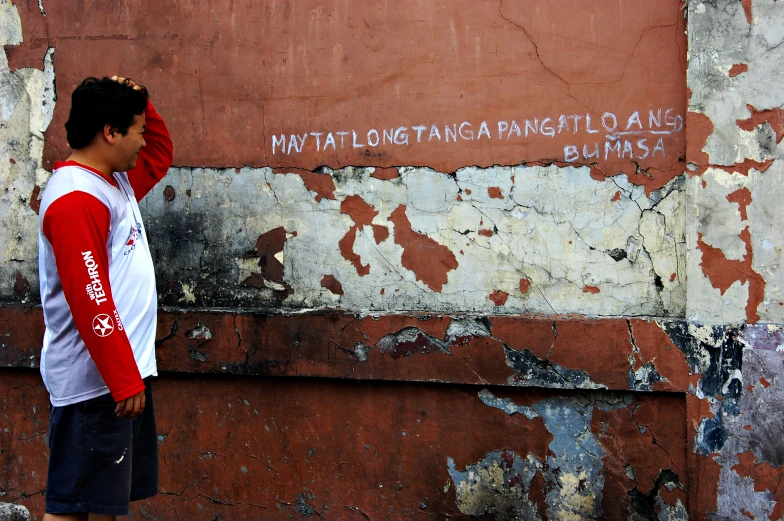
[103,124,118,145]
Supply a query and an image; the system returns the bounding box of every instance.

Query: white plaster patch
[0,0,23,47]
[686,175,750,324]
[747,161,784,323]
[234,257,261,284]
[0,75,20,121]
[456,165,515,210]
[692,170,750,261]
[688,0,784,170]
[734,127,770,164]
[0,20,56,301]
[403,168,458,212]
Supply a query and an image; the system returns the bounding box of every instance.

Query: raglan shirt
[38,102,173,407]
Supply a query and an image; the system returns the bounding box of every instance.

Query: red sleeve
[127,101,174,201]
[43,192,145,402]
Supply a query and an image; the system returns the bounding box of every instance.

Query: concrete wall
[1,0,783,519]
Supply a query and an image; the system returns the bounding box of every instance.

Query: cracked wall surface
[136,164,686,316]
[1,0,784,519]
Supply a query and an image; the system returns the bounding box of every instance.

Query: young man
[38,76,173,520]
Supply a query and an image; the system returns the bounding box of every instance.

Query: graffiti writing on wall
[271,108,684,163]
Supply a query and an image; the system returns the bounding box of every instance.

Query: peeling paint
[1,0,784,517]
[662,322,742,408]
[136,165,688,315]
[320,274,344,296]
[448,451,543,520]
[388,204,458,292]
[476,390,610,519]
[474,389,686,520]
[357,317,492,361]
[697,228,765,323]
[273,167,336,202]
[728,64,749,78]
[504,346,607,390]
[736,105,784,145]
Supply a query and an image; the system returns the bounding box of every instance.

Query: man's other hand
[115,388,146,419]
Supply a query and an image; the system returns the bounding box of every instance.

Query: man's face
[113,112,146,171]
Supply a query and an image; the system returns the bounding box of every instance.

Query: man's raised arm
[127,97,174,200]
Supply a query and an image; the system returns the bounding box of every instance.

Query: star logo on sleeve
[92,314,115,337]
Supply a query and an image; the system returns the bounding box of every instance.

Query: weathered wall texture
[3,0,690,315]
[0,0,52,306]
[686,0,784,326]
[683,1,784,519]
[1,0,783,519]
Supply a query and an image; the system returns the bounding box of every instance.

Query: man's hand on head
[110,75,146,93]
[115,388,146,419]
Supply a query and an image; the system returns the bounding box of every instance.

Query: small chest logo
[92,314,114,337]
[124,222,142,255]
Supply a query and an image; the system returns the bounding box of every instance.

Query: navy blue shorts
[45,379,158,516]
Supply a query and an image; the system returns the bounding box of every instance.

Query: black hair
[64,77,149,149]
